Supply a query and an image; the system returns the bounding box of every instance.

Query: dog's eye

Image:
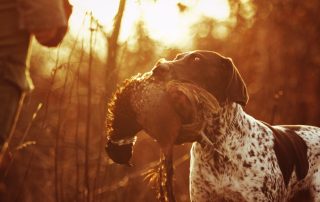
[194,57,200,62]
[189,54,201,63]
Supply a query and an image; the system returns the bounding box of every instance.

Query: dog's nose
[152,63,170,78]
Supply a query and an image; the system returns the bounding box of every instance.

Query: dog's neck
[195,103,256,171]
[218,103,241,135]
[200,102,249,149]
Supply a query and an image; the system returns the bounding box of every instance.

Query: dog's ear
[223,58,249,106]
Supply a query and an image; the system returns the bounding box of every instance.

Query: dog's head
[152,50,249,106]
[106,50,248,165]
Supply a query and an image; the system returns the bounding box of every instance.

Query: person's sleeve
[17,0,72,47]
[18,0,67,31]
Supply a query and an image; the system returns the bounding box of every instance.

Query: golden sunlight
[69,0,231,48]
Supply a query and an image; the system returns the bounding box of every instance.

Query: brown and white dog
[106,50,320,201]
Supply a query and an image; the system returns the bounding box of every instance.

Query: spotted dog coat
[105,50,320,202]
[189,102,320,202]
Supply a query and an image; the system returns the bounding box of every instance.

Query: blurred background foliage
[1,0,320,201]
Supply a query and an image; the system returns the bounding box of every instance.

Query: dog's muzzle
[152,63,173,81]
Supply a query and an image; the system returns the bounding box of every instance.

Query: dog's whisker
[200,131,214,146]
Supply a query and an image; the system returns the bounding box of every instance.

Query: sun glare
[69,0,231,48]
[196,0,230,20]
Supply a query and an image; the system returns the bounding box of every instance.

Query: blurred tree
[105,0,127,100]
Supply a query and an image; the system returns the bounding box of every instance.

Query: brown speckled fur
[189,101,320,202]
